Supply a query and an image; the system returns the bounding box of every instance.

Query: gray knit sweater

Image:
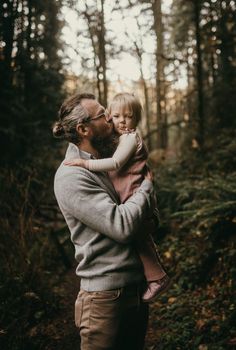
[54,143,154,291]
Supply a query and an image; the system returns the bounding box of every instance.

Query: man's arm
[55,169,154,244]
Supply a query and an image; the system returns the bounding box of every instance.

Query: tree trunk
[152,0,166,149]
[1,0,17,89]
[99,0,108,106]
[193,0,204,148]
[133,41,151,150]
[84,1,108,107]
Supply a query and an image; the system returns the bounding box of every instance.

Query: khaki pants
[75,285,149,350]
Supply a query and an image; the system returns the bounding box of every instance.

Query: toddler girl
[65,92,170,302]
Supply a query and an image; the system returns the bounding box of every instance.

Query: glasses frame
[83,109,110,123]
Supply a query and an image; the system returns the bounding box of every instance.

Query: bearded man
[53,93,154,350]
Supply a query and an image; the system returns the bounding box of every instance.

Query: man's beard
[91,131,119,158]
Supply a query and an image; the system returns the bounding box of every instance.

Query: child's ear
[76,123,90,137]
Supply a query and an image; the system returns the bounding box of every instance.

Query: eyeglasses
[84,109,110,123]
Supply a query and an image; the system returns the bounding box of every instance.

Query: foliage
[0,0,65,164]
[0,1,67,347]
[147,132,236,349]
[169,0,236,136]
[0,0,235,348]
[0,153,63,347]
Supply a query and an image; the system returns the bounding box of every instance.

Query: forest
[0,0,235,349]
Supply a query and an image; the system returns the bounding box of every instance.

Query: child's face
[110,105,137,135]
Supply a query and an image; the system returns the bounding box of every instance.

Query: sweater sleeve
[86,133,137,171]
[55,169,154,244]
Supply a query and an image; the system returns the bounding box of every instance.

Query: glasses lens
[85,110,111,122]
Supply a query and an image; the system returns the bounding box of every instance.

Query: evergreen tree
[169,0,236,145]
[0,0,65,164]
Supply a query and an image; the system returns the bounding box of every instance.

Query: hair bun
[52,121,65,138]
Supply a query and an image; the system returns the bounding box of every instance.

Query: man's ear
[76,123,90,137]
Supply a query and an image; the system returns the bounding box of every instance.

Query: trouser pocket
[75,298,83,328]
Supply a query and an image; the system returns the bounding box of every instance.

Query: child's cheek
[112,122,122,135]
[112,118,119,128]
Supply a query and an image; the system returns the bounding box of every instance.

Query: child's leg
[135,233,166,282]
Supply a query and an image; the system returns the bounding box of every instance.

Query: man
[53,93,154,350]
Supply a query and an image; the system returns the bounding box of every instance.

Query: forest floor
[31,265,163,350]
[32,267,80,350]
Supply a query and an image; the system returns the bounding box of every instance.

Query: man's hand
[64,158,87,167]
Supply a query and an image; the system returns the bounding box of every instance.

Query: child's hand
[144,168,154,181]
[64,158,86,167]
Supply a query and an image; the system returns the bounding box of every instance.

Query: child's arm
[64,133,138,171]
[64,158,87,167]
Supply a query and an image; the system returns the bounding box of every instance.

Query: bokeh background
[0,0,235,349]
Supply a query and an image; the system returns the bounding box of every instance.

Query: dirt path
[34,267,80,350]
[35,267,159,350]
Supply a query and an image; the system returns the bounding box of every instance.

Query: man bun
[52,93,96,144]
[52,121,65,138]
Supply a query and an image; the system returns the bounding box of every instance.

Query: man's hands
[64,158,87,167]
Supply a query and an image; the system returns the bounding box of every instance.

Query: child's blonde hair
[108,93,142,124]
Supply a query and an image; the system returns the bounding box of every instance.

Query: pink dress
[109,134,148,203]
[85,132,166,281]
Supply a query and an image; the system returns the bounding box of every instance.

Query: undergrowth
[0,149,72,349]
[149,132,236,349]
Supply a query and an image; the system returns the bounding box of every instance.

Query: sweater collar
[65,143,95,160]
